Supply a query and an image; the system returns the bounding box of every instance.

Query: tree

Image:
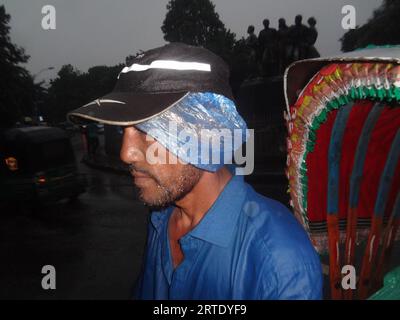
[341,0,400,52]
[161,0,236,62]
[42,64,123,123]
[126,50,145,66]
[43,65,81,123]
[0,5,36,127]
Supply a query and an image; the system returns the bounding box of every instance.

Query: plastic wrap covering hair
[136,92,248,172]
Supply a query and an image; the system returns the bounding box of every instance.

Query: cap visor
[67,91,188,125]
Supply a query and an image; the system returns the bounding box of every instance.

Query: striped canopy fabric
[284,51,400,299]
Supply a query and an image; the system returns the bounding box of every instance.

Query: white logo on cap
[82,99,126,108]
[118,60,211,78]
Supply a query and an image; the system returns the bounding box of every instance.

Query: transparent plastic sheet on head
[135,92,249,172]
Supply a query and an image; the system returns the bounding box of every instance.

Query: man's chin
[141,198,173,211]
[135,187,174,210]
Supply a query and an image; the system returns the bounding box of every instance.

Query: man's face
[120,126,203,208]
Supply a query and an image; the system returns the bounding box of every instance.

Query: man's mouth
[133,174,151,181]
[132,172,150,179]
[130,168,153,185]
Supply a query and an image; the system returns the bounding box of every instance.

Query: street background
[0,134,150,299]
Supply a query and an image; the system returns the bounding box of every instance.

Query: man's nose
[120,126,146,165]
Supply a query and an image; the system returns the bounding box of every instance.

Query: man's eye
[117,126,124,135]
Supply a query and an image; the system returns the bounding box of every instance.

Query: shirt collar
[150,207,172,234]
[150,175,247,248]
[186,174,247,247]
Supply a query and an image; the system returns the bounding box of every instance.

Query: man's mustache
[128,164,150,176]
[128,164,161,185]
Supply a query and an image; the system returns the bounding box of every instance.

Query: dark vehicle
[0,126,87,207]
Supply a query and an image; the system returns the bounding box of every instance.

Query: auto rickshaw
[0,126,87,208]
[284,46,400,299]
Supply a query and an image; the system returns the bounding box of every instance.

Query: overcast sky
[3,0,382,82]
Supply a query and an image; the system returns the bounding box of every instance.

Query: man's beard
[131,164,203,209]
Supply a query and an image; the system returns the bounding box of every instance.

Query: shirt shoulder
[240,185,310,248]
[238,185,322,299]
[240,185,322,272]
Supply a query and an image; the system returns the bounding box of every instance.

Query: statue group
[245,15,320,78]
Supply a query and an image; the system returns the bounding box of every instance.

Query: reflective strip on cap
[119,60,211,77]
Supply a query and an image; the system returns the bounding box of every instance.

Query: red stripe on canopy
[358,106,400,218]
[306,101,400,223]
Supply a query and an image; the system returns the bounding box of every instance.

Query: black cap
[67,43,233,126]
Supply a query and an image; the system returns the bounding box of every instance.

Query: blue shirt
[135,175,323,300]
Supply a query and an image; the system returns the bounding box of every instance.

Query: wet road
[0,134,149,299]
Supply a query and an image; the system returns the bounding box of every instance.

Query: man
[288,14,309,62]
[258,19,277,76]
[245,25,259,77]
[68,43,322,300]
[306,17,320,58]
[277,18,290,73]
[246,25,258,49]
[85,122,99,158]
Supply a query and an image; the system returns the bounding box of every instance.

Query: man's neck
[172,166,233,232]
